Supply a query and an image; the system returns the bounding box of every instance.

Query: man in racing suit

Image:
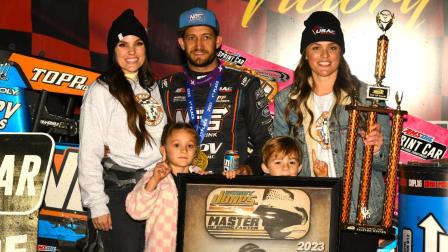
[158,7,272,175]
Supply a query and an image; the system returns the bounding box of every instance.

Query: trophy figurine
[341,10,407,237]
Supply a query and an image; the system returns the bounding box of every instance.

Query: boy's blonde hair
[262,136,302,164]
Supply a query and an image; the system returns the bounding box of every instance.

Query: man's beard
[186,49,217,68]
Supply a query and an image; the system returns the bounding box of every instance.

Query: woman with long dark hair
[78,9,166,251]
[274,11,391,225]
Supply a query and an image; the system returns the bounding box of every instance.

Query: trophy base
[342,223,395,239]
[339,230,380,252]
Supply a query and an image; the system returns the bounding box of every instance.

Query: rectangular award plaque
[177,174,341,252]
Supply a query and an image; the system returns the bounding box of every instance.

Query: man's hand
[93,213,112,231]
[222,165,252,179]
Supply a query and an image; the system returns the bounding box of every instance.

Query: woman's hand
[360,123,384,155]
[312,149,329,177]
[93,213,112,231]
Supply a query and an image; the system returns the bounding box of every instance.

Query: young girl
[126,122,199,252]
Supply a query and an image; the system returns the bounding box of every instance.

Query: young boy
[261,136,303,176]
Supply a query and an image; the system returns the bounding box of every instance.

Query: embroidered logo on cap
[189,13,204,22]
[117,33,124,40]
[311,25,336,36]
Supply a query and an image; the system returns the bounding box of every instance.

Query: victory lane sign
[0,133,54,252]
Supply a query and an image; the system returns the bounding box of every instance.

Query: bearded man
[158,7,272,175]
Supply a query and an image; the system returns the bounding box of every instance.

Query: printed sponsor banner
[0,86,30,132]
[0,49,99,134]
[2,50,99,97]
[38,145,88,251]
[398,165,448,252]
[0,133,54,214]
[218,45,294,113]
[0,215,40,252]
[0,133,54,252]
[400,114,448,163]
[41,146,84,213]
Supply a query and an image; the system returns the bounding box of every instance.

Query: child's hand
[222,165,252,179]
[145,161,171,191]
[312,149,328,177]
[152,162,171,182]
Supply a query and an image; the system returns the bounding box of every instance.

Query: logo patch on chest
[135,93,164,126]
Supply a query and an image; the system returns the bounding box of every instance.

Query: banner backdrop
[1,1,448,250]
[37,146,87,251]
[0,0,447,123]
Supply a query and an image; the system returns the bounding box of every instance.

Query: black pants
[95,184,146,252]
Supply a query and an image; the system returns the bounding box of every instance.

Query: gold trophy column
[356,111,377,223]
[341,108,360,224]
[382,95,404,228]
[341,10,407,237]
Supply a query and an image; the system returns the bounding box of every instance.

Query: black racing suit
[157,66,273,175]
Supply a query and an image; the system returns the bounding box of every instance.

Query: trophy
[341,10,407,237]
